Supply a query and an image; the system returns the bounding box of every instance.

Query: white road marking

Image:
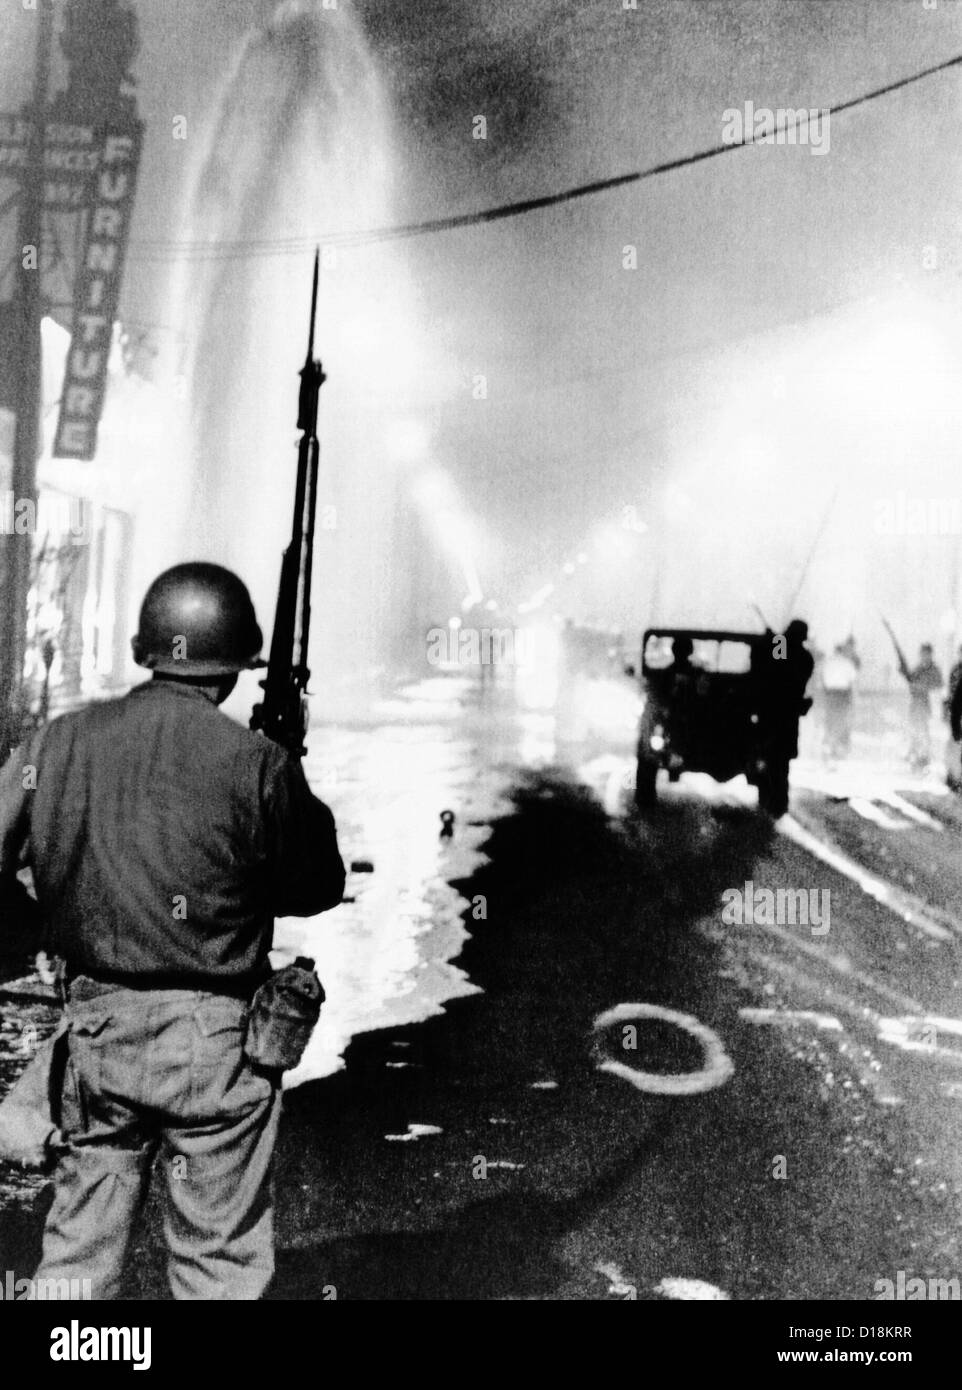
[779,814,955,943]
[739,917,927,1014]
[736,962,906,1103]
[740,994,962,1070]
[877,792,944,830]
[654,1277,731,1301]
[592,1003,734,1095]
[847,798,909,831]
[875,1015,962,1066]
[739,1008,843,1032]
[384,1123,443,1142]
[792,761,951,802]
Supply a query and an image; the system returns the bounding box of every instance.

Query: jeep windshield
[642,630,757,677]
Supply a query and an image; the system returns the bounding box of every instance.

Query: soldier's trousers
[34,979,282,1300]
[908,701,932,766]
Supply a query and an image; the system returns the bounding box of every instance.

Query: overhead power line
[129,49,962,264]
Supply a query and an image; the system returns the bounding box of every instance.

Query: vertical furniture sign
[53,119,143,461]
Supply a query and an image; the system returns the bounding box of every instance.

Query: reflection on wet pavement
[279,677,520,1084]
[0,1004,60,1211]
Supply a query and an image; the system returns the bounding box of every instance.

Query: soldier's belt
[62,969,259,1003]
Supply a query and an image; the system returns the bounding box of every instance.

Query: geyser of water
[167,0,434,712]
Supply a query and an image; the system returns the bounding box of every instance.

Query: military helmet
[132,562,266,677]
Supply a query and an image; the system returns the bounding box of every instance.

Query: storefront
[0,314,182,726]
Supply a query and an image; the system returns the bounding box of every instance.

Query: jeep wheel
[635,758,658,808]
[757,758,790,818]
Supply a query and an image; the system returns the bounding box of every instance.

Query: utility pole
[0,0,53,755]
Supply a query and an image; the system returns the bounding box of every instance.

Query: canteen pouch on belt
[243,958,324,1072]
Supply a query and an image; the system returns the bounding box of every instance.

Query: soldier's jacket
[0,678,345,995]
[906,659,943,708]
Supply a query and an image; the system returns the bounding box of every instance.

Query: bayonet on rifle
[250,250,326,757]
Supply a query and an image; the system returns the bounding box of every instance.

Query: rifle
[250,250,326,757]
[747,600,770,631]
[783,486,838,624]
[880,613,911,682]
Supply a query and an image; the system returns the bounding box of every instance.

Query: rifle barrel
[253,251,327,757]
[307,249,319,366]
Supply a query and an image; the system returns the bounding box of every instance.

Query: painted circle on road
[592,1003,734,1096]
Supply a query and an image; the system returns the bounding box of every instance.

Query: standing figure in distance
[758,618,815,817]
[946,644,962,791]
[903,641,944,772]
[820,639,859,762]
[944,643,962,726]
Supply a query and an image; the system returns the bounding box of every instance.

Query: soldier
[945,643,962,725]
[671,634,696,675]
[903,642,944,771]
[821,640,859,761]
[771,620,815,747]
[944,647,962,791]
[0,562,345,1300]
[758,619,814,815]
[666,634,699,746]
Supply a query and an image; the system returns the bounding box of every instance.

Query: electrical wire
[128,49,962,264]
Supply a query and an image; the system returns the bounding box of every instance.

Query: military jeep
[634,627,791,816]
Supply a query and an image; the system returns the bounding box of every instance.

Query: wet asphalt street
[1,673,961,1300]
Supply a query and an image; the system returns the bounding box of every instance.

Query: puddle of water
[0,1002,60,1207]
[279,678,517,1084]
